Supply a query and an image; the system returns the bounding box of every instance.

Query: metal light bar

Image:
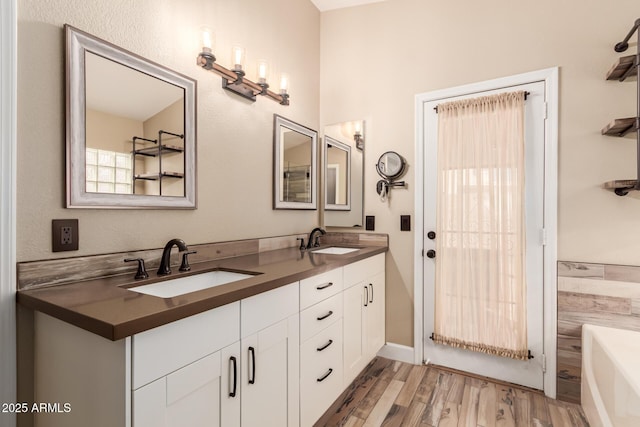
[197,51,289,106]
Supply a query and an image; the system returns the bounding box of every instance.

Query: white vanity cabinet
[343,253,386,385]
[240,282,300,427]
[299,269,344,426]
[31,250,385,427]
[132,302,241,427]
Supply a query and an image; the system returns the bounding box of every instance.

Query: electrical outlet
[52,219,79,252]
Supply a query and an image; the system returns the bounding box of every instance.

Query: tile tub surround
[557,261,640,403]
[16,232,387,340]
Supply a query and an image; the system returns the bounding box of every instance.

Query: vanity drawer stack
[299,268,344,427]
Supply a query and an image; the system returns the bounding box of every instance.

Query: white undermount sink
[312,247,359,255]
[128,270,256,298]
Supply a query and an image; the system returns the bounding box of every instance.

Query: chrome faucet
[306,227,326,249]
[157,238,189,276]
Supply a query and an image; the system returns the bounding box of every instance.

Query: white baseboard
[377,342,415,364]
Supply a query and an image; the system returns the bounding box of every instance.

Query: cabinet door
[241,314,299,427]
[364,271,386,360]
[343,283,366,385]
[133,343,241,427]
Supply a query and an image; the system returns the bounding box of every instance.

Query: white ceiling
[310,0,385,12]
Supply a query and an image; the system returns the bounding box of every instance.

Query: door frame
[413,68,559,397]
[0,0,17,422]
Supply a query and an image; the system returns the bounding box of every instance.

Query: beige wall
[17,0,320,261]
[320,0,640,346]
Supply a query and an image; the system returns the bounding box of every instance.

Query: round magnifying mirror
[376,151,406,180]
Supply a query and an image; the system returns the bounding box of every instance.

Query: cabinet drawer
[241,282,299,339]
[300,292,343,342]
[343,253,385,288]
[300,268,343,309]
[133,302,240,390]
[300,320,343,426]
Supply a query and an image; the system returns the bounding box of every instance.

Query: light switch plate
[366,216,375,231]
[400,215,411,231]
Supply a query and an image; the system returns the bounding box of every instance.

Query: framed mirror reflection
[66,25,197,208]
[323,121,364,227]
[273,115,318,210]
[324,136,351,211]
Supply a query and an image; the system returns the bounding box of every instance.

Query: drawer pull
[248,346,256,385]
[368,283,374,303]
[316,282,334,290]
[317,368,333,382]
[317,310,334,321]
[229,356,237,397]
[317,339,334,352]
[364,285,369,307]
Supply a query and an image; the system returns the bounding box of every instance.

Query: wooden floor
[315,357,589,427]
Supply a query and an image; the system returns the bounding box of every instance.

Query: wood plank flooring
[315,357,589,427]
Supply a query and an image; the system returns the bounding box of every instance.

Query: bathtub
[581,324,640,427]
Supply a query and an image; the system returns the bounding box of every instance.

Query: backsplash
[557,261,640,403]
[16,232,388,290]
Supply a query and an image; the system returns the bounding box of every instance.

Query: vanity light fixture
[197,30,289,105]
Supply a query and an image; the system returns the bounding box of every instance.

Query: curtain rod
[433,91,530,113]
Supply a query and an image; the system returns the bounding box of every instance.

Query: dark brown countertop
[17,245,387,341]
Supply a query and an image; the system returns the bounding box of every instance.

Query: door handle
[368,283,374,303]
[248,346,256,385]
[427,231,436,240]
[426,249,436,259]
[364,285,369,307]
[229,356,237,397]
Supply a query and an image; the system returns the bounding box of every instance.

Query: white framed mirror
[324,136,351,211]
[66,25,197,208]
[273,115,318,210]
[323,121,364,228]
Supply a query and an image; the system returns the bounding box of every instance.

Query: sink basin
[128,270,256,298]
[312,247,359,255]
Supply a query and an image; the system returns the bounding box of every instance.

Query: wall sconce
[354,122,364,151]
[197,30,289,105]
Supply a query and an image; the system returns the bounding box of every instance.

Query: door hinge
[542,354,547,373]
[540,228,547,246]
[543,102,548,120]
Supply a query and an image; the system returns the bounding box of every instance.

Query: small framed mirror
[66,25,197,208]
[323,120,364,228]
[324,136,351,211]
[273,115,318,210]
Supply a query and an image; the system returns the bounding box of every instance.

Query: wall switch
[366,216,375,231]
[52,219,79,252]
[400,215,411,231]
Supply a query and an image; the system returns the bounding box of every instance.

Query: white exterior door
[422,81,546,389]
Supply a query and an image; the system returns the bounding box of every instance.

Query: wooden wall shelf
[601,117,638,136]
[606,55,637,81]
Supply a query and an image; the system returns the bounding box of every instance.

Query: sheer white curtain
[433,91,528,360]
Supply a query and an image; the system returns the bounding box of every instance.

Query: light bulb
[232,46,245,71]
[202,28,213,51]
[279,73,289,94]
[257,60,268,84]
